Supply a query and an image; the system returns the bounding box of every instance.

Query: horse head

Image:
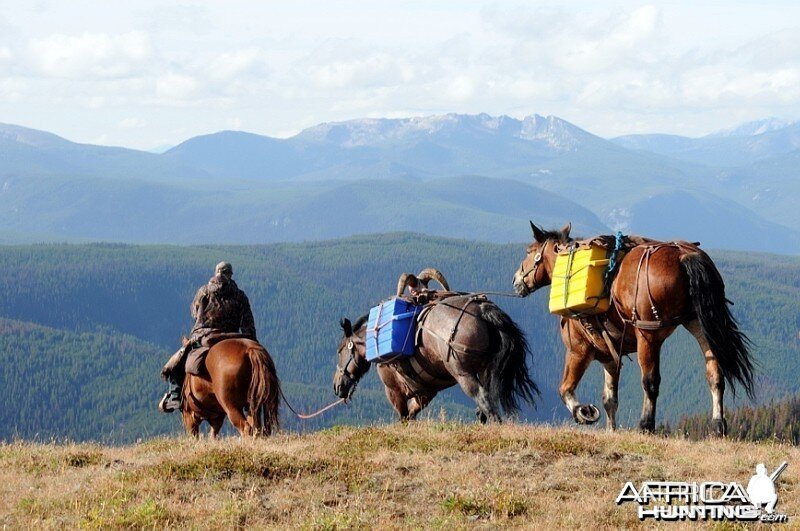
[333,315,370,399]
[513,221,572,296]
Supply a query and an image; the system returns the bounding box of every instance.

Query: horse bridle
[336,336,368,390]
[519,239,552,293]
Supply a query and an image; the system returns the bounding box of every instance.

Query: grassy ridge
[2,422,798,529]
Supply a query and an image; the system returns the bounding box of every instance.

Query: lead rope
[278,387,347,420]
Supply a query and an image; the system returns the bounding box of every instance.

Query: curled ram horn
[417,268,450,291]
[396,273,419,297]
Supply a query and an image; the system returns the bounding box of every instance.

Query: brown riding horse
[512,222,754,435]
[181,338,281,437]
[333,294,538,423]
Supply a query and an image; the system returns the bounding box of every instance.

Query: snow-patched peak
[710,118,793,138]
[519,114,594,151]
[295,113,592,151]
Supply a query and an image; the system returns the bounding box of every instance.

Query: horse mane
[540,227,573,244]
[352,314,369,332]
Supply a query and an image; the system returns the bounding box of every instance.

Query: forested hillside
[676,395,800,444]
[1,234,798,442]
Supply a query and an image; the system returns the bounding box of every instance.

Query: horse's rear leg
[455,374,501,423]
[182,410,201,438]
[218,399,252,437]
[636,332,663,433]
[685,320,727,437]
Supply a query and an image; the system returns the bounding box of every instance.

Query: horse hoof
[475,408,488,424]
[710,418,727,437]
[638,419,656,433]
[572,404,600,425]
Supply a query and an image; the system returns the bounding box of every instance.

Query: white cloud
[155,73,197,101]
[28,31,152,78]
[119,117,146,129]
[1,1,799,147]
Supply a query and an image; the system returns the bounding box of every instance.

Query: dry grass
[1,422,798,529]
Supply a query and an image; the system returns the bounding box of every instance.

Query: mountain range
[1,114,799,253]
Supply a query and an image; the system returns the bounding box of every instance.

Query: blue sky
[0,1,799,149]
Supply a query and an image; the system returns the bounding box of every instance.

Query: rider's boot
[158,376,183,412]
[158,346,188,413]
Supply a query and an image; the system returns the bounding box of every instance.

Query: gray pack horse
[333,271,538,422]
[512,222,754,435]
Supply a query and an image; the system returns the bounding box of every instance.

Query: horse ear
[530,221,545,243]
[340,318,353,337]
[560,222,572,240]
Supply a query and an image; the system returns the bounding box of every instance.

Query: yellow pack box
[549,244,621,316]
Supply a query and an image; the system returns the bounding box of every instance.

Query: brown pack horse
[512,222,755,435]
[181,338,281,437]
[333,293,538,423]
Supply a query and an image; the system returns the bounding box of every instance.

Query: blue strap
[602,231,625,295]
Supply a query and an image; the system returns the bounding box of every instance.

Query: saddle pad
[185,346,210,376]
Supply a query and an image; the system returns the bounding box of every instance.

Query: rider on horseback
[158,261,257,412]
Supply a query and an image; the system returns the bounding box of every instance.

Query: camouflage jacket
[189,275,257,341]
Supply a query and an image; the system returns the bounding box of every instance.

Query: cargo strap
[612,242,696,330]
[388,355,455,395]
[416,295,487,360]
[577,316,624,371]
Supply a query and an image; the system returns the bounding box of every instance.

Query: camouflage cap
[215,261,233,277]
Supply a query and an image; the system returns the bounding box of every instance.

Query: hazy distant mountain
[708,118,791,138]
[719,148,800,231]
[0,123,208,182]
[611,120,800,167]
[1,114,799,253]
[163,113,613,182]
[613,189,800,253]
[0,173,607,244]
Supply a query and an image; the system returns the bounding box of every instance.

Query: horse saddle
[185,332,253,376]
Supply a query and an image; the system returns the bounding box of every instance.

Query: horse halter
[519,239,552,292]
[336,337,367,387]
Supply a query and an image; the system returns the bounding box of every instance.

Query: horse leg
[601,360,620,431]
[636,332,662,433]
[407,393,436,420]
[685,320,727,437]
[384,384,411,421]
[182,409,200,438]
[248,406,265,437]
[218,398,252,437]
[209,416,225,438]
[560,348,600,424]
[455,374,501,423]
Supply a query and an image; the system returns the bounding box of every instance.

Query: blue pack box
[366,298,420,363]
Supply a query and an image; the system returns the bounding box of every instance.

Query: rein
[279,387,347,420]
[279,339,365,420]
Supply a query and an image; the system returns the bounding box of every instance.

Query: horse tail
[479,302,539,415]
[681,251,756,398]
[247,345,281,435]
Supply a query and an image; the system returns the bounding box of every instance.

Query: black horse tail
[681,252,756,398]
[480,302,539,414]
